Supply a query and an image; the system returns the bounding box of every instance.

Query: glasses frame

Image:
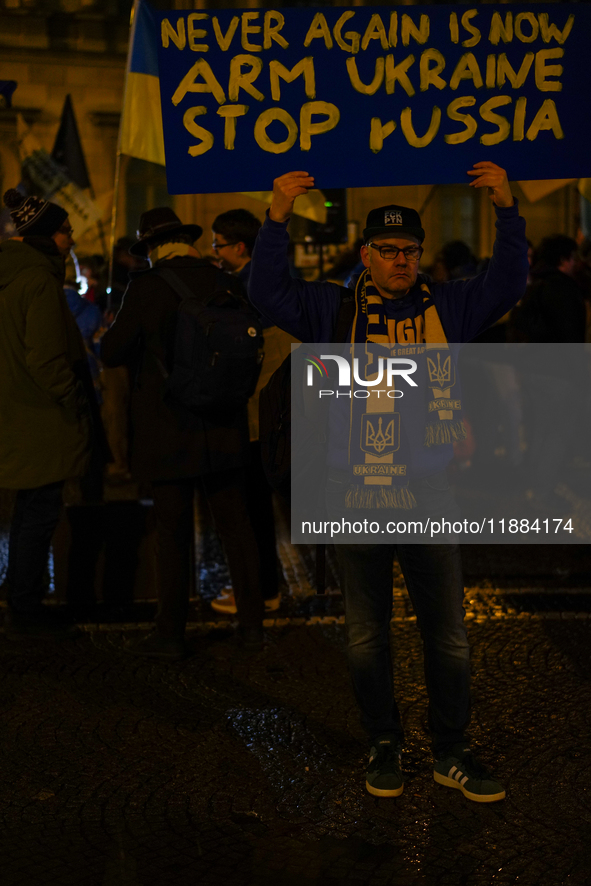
[212,240,238,251]
[368,242,423,262]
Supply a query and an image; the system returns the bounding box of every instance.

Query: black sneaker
[434,744,505,803]
[366,736,404,797]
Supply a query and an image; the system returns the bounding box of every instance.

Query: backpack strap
[153,267,203,303]
[153,266,235,301]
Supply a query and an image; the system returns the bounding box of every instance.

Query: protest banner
[153,3,591,194]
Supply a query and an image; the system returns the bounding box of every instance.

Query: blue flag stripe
[129,0,159,78]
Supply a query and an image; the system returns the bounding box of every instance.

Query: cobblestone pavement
[1,567,591,883]
[2,492,591,885]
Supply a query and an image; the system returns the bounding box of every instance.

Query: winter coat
[100,256,251,482]
[508,264,587,377]
[0,239,91,488]
[509,264,586,343]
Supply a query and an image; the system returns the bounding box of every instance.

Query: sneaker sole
[433,771,506,802]
[122,646,185,660]
[210,602,237,614]
[211,599,281,615]
[365,781,403,798]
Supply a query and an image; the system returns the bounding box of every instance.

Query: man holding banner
[249,162,528,803]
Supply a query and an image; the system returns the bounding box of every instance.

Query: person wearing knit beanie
[3,189,72,254]
[0,187,90,639]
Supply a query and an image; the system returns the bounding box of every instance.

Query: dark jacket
[249,202,529,478]
[100,256,251,482]
[509,264,586,343]
[0,238,91,489]
[249,203,528,344]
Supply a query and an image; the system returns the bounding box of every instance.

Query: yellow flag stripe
[120,72,165,166]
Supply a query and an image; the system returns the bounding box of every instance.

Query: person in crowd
[109,236,147,309]
[0,189,92,639]
[64,252,104,434]
[327,237,365,287]
[509,235,587,506]
[247,163,528,803]
[211,208,260,286]
[513,235,586,343]
[77,253,107,309]
[64,253,102,355]
[430,240,479,284]
[101,208,264,659]
[209,208,292,617]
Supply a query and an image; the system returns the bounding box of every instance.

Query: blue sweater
[249,203,527,342]
[248,203,528,476]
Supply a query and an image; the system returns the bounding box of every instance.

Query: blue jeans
[328,473,471,754]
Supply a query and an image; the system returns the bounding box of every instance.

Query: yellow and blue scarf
[345,269,465,509]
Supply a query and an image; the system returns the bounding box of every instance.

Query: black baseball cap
[363,204,425,244]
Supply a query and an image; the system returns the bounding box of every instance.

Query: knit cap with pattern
[3,189,68,237]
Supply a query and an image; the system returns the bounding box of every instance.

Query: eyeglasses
[212,240,237,251]
[368,242,423,262]
[57,224,74,237]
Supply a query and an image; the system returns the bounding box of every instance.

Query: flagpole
[108,0,139,313]
[88,183,108,259]
[107,149,122,315]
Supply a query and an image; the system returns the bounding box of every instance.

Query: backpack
[259,288,355,498]
[154,267,264,413]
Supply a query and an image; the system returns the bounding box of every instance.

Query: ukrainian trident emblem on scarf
[427,352,454,388]
[360,414,399,456]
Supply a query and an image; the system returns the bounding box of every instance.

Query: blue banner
[154,4,591,194]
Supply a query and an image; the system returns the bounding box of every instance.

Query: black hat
[3,188,68,237]
[129,207,203,257]
[363,204,425,244]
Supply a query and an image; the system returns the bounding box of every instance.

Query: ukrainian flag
[117,1,325,222]
[120,0,165,166]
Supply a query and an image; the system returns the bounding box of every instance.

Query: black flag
[51,94,91,191]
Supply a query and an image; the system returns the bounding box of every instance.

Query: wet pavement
[1,600,591,886]
[1,491,591,885]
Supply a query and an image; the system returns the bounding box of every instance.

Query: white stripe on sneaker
[461,775,469,786]
[448,765,457,777]
[454,771,463,782]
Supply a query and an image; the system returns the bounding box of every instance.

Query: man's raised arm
[467,160,514,208]
[248,172,343,343]
[434,161,528,342]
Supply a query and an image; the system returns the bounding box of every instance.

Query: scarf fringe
[345,485,417,510]
[424,420,467,448]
